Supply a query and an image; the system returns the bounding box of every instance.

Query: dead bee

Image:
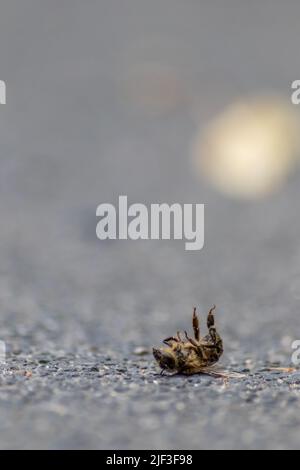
[153,306,225,376]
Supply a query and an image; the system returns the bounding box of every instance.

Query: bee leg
[207,305,223,354]
[163,336,178,346]
[184,330,198,347]
[207,305,217,342]
[177,331,183,342]
[192,307,200,342]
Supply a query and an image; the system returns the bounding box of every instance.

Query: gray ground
[0,0,300,450]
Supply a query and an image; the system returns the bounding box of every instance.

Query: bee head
[152,348,176,371]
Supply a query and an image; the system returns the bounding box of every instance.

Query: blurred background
[0,0,300,449]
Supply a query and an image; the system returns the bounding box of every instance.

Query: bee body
[153,306,223,375]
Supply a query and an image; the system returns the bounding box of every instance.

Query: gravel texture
[0,1,300,450]
[1,349,300,449]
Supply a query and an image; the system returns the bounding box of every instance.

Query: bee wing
[199,366,247,379]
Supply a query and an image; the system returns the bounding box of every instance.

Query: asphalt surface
[0,1,300,450]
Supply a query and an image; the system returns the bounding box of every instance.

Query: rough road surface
[1,349,300,449]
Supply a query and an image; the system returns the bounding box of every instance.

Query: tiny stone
[133,347,150,356]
